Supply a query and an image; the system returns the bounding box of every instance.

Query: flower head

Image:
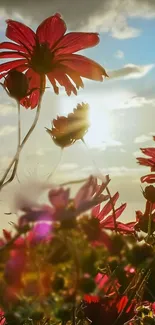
[0,14,108,108]
[4,70,29,100]
[143,185,155,203]
[46,103,90,148]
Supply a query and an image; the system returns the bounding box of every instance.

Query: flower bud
[4,70,29,100]
[143,185,155,203]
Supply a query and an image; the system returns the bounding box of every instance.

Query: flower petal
[54,32,100,55]
[75,176,97,208]
[0,59,27,78]
[0,51,27,59]
[140,147,155,158]
[141,174,155,184]
[0,41,29,54]
[25,68,41,89]
[47,73,59,94]
[97,192,119,221]
[36,13,66,48]
[137,157,155,170]
[103,203,127,224]
[48,69,77,96]
[56,54,108,81]
[6,20,36,52]
[20,68,41,109]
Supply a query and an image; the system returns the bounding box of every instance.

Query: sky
[0,0,155,229]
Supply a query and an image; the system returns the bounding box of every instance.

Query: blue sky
[0,0,155,228]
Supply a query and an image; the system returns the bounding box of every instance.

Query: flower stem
[81,138,117,233]
[60,177,88,186]
[46,148,63,181]
[0,75,45,191]
[148,202,153,238]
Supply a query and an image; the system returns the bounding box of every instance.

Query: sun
[85,104,112,147]
[60,89,132,148]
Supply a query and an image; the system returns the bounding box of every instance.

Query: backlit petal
[97,192,119,221]
[56,54,108,81]
[141,174,155,183]
[47,70,77,95]
[54,32,100,55]
[0,41,29,54]
[0,59,27,78]
[6,20,36,52]
[36,13,66,48]
[0,51,27,59]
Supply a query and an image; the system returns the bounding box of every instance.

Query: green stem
[148,202,153,238]
[0,75,45,191]
[81,138,117,233]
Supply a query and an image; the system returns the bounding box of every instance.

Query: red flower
[141,174,155,184]
[143,185,155,203]
[137,147,155,171]
[83,294,135,325]
[135,200,155,234]
[18,176,110,227]
[46,103,90,148]
[92,192,136,234]
[0,13,108,108]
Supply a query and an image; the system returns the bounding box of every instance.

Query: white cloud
[59,163,78,171]
[134,134,152,144]
[122,96,155,109]
[115,50,124,59]
[0,0,150,40]
[81,166,147,178]
[0,125,16,136]
[0,104,15,116]
[111,16,141,39]
[108,64,154,80]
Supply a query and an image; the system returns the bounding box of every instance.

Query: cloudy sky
[0,0,155,229]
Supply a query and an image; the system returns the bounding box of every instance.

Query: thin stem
[0,75,45,191]
[60,177,88,187]
[82,138,117,233]
[17,100,21,149]
[46,149,63,181]
[105,186,117,233]
[147,202,153,239]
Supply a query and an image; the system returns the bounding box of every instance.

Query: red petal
[47,73,59,94]
[0,59,27,77]
[103,221,134,233]
[141,174,155,183]
[92,205,100,217]
[0,41,29,54]
[84,294,100,303]
[55,66,84,89]
[103,203,127,224]
[6,20,36,52]
[25,68,41,89]
[36,13,66,48]
[137,157,155,168]
[117,296,128,313]
[140,147,155,158]
[3,229,11,241]
[0,51,27,59]
[75,176,97,208]
[97,192,119,220]
[20,69,41,109]
[54,32,100,55]
[29,90,40,109]
[48,69,77,96]
[56,54,108,81]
